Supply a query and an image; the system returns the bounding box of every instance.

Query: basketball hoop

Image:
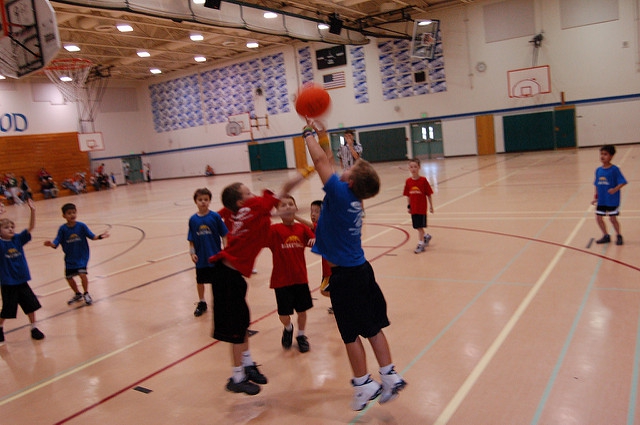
[44,58,111,133]
[43,58,93,102]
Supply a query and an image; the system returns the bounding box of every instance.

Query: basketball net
[44,58,111,133]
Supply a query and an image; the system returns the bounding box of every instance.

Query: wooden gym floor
[0,145,638,425]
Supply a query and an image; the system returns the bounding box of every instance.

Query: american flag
[323,71,346,90]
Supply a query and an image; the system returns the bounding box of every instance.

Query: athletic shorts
[329,261,389,344]
[596,205,620,216]
[411,214,427,229]
[65,268,87,279]
[211,262,250,344]
[274,284,313,316]
[195,266,216,284]
[1,283,42,319]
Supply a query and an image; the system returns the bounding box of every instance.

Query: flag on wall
[323,71,346,90]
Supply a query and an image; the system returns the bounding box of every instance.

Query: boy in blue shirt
[591,144,628,245]
[188,187,228,317]
[44,203,109,306]
[302,121,407,411]
[0,199,45,343]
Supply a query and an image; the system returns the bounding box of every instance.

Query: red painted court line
[52,223,411,424]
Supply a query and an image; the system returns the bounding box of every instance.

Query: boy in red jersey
[208,174,305,396]
[403,158,434,253]
[267,195,315,353]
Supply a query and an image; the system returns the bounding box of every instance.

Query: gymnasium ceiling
[37,0,469,81]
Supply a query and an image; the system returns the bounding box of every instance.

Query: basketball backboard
[0,0,60,78]
[411,19,440,59]
[78,132,105,152]
[507,65,551,98]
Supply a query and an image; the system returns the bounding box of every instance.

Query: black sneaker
[31,328,45,340]
[297,335,310,353]
[282,326,293,349]
[194,301,207,317]
[596,234,611,244]
[67,292,83,305]
[226,378,260,395]
[244,363,268,384]
[616,235,624,246]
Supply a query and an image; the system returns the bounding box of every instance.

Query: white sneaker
[424,234,432,245]
[351,376,382,411]
[379,367,407,404]
[414,243,425,254]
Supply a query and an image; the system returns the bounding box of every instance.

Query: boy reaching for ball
[207,172,307,396]
[302,120,407,411]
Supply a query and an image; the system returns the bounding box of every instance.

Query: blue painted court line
[530,254,602,425]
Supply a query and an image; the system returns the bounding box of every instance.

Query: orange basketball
[295,84,331,118]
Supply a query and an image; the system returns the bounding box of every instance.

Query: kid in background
[403,158,434,253]
[591,144,627,245]
[44,203,109,306]
[267,195,315,353]
[207,173,306,396]
[188,188,228,317]
[0,199,45,343]
[302,120,407,411]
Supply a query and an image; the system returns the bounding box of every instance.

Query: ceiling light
[64,45,80,52]
[137,51,151,57]
[117,24,133,32]
[150,68,162,74]
[0,75,7,80]
[318,23,329,30]
[194,56,207,62]
[192,0,205,3]
[418,20,433,26]
[246,41,259,48]
[264,11,278,19]
[60,76,73,82]
[190,34,204,41]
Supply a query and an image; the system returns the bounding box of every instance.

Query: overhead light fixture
[204,0,221,9]
[190,34,204,41]
[150,68,162,74]
[418,20,433,26]
[318,23,329,30]
[194,56,207,62]
[60,76,73,82]
[0,75,6,80]
[328,13,343,35]
[264,11,278,19]
[246,41,259,48]
[192,0,205,3]
[137,51,151,57]
[64,45,80,52]
[116,24,133,32]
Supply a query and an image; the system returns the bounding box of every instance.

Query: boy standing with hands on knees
[302,120,407,411]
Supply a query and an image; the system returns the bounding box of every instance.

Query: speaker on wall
[328,13,343,35]
[204,0,221,9]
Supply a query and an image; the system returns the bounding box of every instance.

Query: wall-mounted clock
[476,61,487,73]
